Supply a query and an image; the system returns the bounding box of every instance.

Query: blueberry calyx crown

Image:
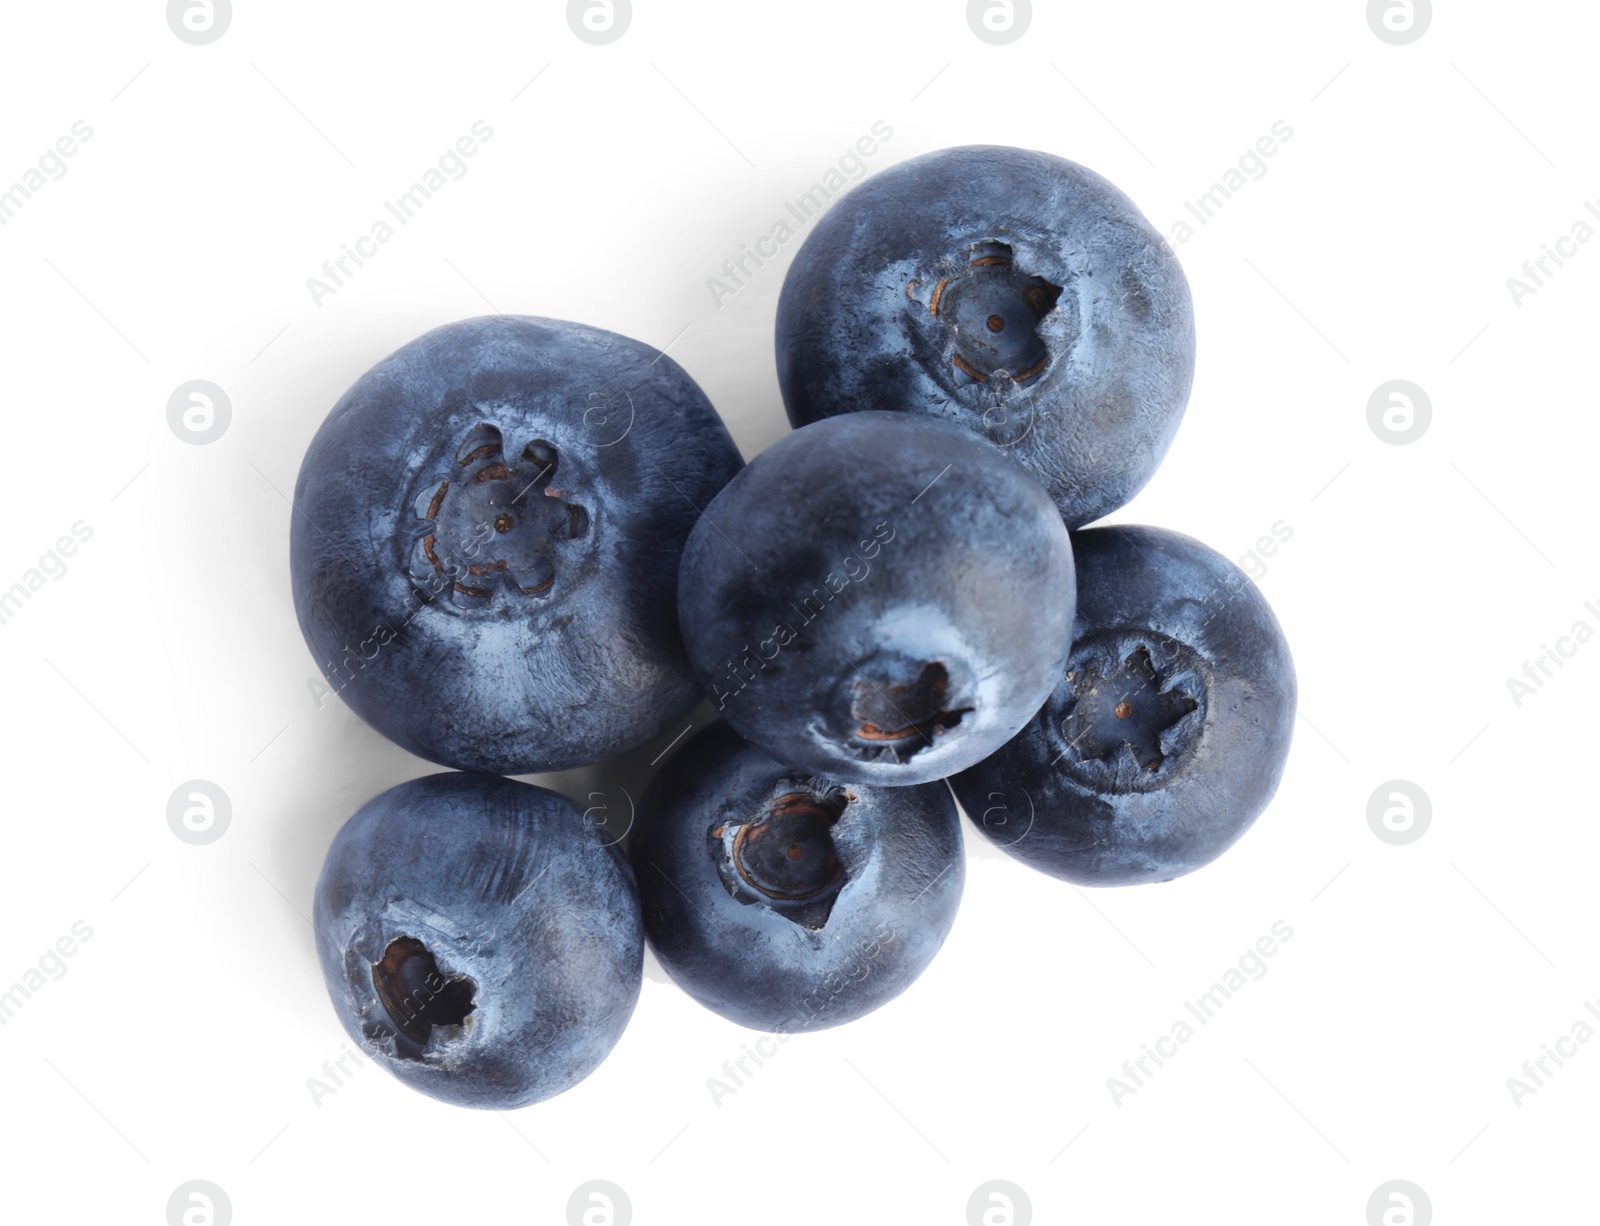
[847,658,973,763]
[712,789,849,930]
[405,422,591,610]
[1056,632,1205,794]
[366,935,476,1060]
[909,240,1062,387]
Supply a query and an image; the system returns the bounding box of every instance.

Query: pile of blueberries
[293,145,1296,1109]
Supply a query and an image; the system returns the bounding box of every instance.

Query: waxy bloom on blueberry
[291,315,744,776]
[313,772,644,1109]
[776,145,1195,528]
[952,525,1296,885]
[677,411,1075,786]
[631,723,964,1032]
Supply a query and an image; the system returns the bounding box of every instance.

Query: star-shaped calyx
[1060,644,1199,773]
[406,423,591,610]
[912,240,1063,385]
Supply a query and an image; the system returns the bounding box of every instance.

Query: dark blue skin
[677,411,1075,786]
[631,722,964,1032]
[291,316,744,775]
[776,145,1195,529]
[952,525,1295,885]
[313,772,643,1108]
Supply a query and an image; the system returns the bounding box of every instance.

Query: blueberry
[313,771,643,1108]
[951,525,1295,885]
[630,722,964,1031]
[775,145,1195,528]
[291,315,744,775]
[677,411,1075,786]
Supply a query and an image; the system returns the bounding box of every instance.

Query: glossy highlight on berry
[677,411,1076,786]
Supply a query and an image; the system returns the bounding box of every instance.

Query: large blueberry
[313,772,643,1108]
[952,525,1295,885]
[631,722,964,1031]
[776,145,1195,528]
[677,411,1075,786]
[291,315,744,775]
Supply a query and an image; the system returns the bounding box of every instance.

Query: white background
[0,1,1593,1223]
